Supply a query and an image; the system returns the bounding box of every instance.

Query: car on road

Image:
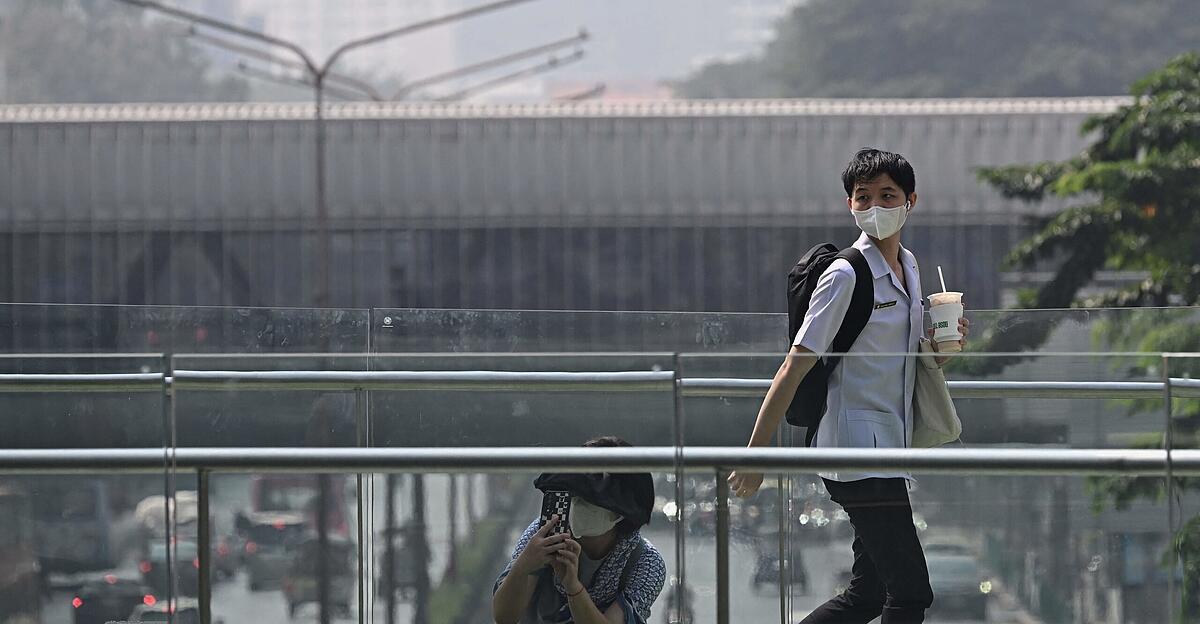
[71,575,155,624]
[239,511,307,591]
[282,536,355,618]
[926,554,989,621]
[139,540,199,598]
[126,597,201,623]
[751,549,809,595]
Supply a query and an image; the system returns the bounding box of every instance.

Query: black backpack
[785,243,874,446]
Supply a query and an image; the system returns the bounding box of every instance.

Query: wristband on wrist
[566,584,586,598]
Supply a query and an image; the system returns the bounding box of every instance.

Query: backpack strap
[829,248,874,355]
[804,247,873,446]
[618,539,645,593]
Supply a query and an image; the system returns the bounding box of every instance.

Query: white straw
[937,266,947,293]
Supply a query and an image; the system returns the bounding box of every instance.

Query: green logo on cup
[934,321,949,329]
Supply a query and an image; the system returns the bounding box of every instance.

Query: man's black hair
[841,148,916,197]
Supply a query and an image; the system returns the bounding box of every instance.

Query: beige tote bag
[913,339,962,447]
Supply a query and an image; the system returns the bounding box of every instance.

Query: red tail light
[143,594,157,606]
[72,597,83,609]
[104,574,117,584]
[139,561,153,574]
[245,541,258,554]
[217,543,230,556]
[192,557,200,569]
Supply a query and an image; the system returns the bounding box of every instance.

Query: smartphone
[539,490,572,536]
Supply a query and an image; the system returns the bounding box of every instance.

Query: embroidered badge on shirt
[874,300,898,310]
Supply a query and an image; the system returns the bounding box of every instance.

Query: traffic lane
[645,527,1035,624]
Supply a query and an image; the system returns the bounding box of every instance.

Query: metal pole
[161,354,175,622]
[384,474,397,624]
[317,473,332,624]
[412,474,430,624]
[314,74,330,309]
[1163,355,1176,621]
[778,426,789,622]
[356,391,368,624]
[197,469,212,624]
[236,61,364,101]
[671,354,687,624]
[392,29,588,98]
[437,50,585,102]
[189,28,383,100]
[715,468,730,624]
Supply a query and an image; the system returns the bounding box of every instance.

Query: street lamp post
[235,60,367,101]
[108,4,546,622]
[113,0,541,309]
[187,27,385,101]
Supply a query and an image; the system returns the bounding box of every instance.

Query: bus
[245,474,351,538]
[27,477,116,574]
[0,482,41,622]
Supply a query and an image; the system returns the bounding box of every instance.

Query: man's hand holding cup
[927,290,969,366]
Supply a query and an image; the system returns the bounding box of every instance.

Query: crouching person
[492,436,667,624]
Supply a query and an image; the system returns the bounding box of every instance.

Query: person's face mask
[570,497,621,538]
[853,201,910,240]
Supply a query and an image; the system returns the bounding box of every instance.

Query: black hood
[534,471,654,528]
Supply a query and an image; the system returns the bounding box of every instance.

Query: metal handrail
[0,372,165,392]
[171,369,675,391]
[0,446,1196,476]
[680,378,1200,399]
[2,370,1198,398]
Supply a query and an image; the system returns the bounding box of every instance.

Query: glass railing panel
[369,308,781,353]
[362,350,680,622]
[366,470,677,624]
[366,306,1200,356]
[364,353,675,447]
[0,353,167,623]
[0,303,369,354]
[678,350,1175,623]
[171,354,370,623]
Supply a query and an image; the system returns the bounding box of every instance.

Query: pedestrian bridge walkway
[0,303,1196,623]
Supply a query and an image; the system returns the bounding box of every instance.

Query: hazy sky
[171,0,797,99]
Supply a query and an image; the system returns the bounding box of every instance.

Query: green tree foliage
[677,0,1200,98]
[973,53,1200,353]
[1,0,248,103]
[975,53,1200,621]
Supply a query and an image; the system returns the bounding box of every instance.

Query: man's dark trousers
[799,478,934,624]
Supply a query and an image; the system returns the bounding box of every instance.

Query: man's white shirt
[792,232,923,482]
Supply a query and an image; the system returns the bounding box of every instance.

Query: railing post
[672,354,687,624]
[1163,355,1176,622]
[715,467,730,624]
[197,468,212,624]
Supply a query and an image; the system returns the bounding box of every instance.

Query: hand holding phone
[540,490,572,537]
[510,493,574,576]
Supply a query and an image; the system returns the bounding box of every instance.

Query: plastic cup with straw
[927,266,963,352]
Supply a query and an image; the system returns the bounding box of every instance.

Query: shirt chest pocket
[843,409,905,449]
[860,295,911,344]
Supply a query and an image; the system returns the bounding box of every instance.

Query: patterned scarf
[549,526,640,608]
[503,519,646,621]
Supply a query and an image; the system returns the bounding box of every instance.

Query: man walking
[728,148,969,623]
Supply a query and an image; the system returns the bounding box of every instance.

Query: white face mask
[853,201,910,240]
[569,497,621,538]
